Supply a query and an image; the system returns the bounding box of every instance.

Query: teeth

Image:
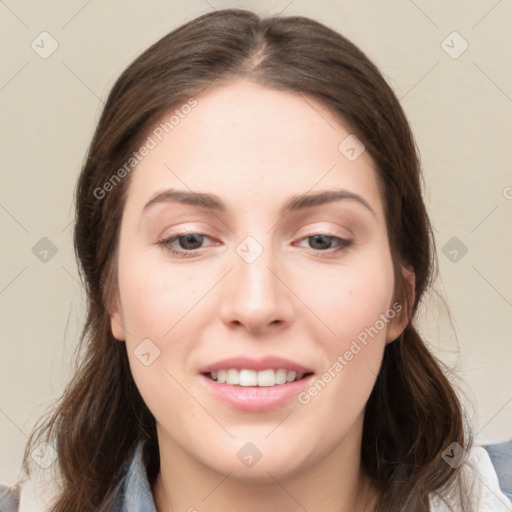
[286,371,297,383]
[208,368,306,386]
[226,369,239,385]
[239,369,257,386]
[257,369,274,387]
[275,369,287,385]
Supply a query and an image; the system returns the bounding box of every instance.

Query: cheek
[116,251,209,390]
[303,257,396,347]
[300,252,396,416]
[117,253,202,340]
[299,267,395,432]
[117,258,198,428]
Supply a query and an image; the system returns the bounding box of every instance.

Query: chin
[199,441,312,482]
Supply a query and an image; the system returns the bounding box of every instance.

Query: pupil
[180,234,203,250]
[311,235,331,250]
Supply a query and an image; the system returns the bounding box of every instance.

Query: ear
[386,265,415,344]
[109,295,126,341]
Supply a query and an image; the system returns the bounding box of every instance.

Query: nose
[218,238,295,335]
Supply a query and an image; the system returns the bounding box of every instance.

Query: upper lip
[199,356,314,374]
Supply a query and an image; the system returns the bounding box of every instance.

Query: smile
[207,368,311,386]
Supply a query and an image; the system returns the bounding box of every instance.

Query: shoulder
[0,484,20,512]
[484,440,512,501]
[0,465,61,512]
[0,441,152,512]
[468,446,512,510]
[430,446,512,512]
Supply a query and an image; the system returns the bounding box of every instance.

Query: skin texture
[110,79,413,512]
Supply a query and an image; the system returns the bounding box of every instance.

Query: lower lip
[200,374,314,412]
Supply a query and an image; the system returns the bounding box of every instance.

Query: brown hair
[23,9,471,511]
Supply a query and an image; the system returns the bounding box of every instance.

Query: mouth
[204,368,314,387]
[198,356,316,412]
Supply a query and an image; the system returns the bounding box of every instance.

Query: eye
[296,234,353,254]
[157,232,214,258]
[157,232,353,259]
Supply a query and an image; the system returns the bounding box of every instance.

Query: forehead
[125,79,383,217]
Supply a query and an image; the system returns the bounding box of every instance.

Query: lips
[198,355,315,411]
[200,372,315,412]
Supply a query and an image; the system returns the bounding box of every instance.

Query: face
[110,79,411,481]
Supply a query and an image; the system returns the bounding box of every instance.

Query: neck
[152,417,378,512]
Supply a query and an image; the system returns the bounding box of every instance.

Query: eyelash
[156,232,353,259]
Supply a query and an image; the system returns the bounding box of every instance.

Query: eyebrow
[143,188,376,217]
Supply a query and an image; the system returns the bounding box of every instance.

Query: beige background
[1,0,511,486]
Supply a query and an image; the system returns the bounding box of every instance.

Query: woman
[1,8,510,512]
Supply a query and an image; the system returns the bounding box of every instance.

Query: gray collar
[117,441,157,512]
